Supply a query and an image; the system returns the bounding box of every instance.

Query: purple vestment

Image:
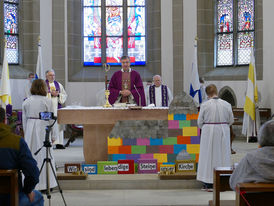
[45,79,62,109]
[109,70,146,106]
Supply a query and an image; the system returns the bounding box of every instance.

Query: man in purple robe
[109,56,146,106]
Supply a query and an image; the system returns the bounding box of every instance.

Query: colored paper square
[168,114,174,120]
[190,113,199,120]
[167,154,177,163]
[82,164,97,175]
[150,138,163,145]
[168,120,179,129]
[174,114,186,120]
[189,154,196,160]
[163,137,177,145]
[153,153,168,163]
[137,138,150,145]
[157,162,163,172]
[118,160,135,174]
[131,145,146,154]
[190,120,198,127]
[173,144,187,154]
[183,127,198,136]
[179,120,191,128]
[187,144,200,154]
[108,155,112,161]
[195,154,199,163]
[126,154,141,162]
[119,146,132,154]
[108,146,119,154]
[108,137,123,146]
[123,138,137,146]
[168,129,182,137]
[146,145,159,153]
[97,161,118,174]
[138,159,158,174]
[159,145,174,154]
[140,154,154,159]
[191,136,200,144]
[177,136,191,144]
[112,154,127,161]
[186,114,191,120]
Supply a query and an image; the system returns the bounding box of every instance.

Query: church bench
[236,183,274,206]
[0,169,19,206]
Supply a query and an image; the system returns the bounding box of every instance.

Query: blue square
[82,164,97,175]
[174,144,187,154]
[174,114,186,120]
[112,154,127,161]
[150,138,163,145]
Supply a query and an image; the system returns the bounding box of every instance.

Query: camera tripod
[35,119,67,206]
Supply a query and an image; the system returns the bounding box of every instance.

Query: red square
[118,160,135,174]
[159,145,174,154]
[119,146,132,154]
[177,136,191,144]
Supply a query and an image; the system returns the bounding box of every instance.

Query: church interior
[1,0,274,206]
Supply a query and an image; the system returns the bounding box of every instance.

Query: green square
[131,146,146,154]
[189,154,196,161]
[179,120,191,128]
[97,161,118,174]
[163,137,177,145]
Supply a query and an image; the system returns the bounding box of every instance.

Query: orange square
[157,162,163,172]
[195,154,199,163]
[186,114,191,120]
[190,114,199,120]
[177,136,191,144]
[108,146,119,154]
[119,146,132,154]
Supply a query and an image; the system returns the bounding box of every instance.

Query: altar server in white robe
[45,69,67,149]
[146,75,173,107]
[197,84,234,191]
[22,79,57,190]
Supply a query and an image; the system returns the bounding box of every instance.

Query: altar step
[57,174,202,190]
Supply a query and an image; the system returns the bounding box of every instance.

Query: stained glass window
[4,0,19,64]
[216,0,255,66]
[83,0,146,66]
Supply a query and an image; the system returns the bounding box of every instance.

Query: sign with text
[82,164,97,175]
[138,159,158,174]
[160,164,175,173]
[64,163,81,173]
[175,160,196,173]
[97,161,118,174]
[118,160,135,174]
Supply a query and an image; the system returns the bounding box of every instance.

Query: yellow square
[183,127,198,136]
[168,114,174,120]
[107,137,123,146]
[186,144,200,154]
[153,153,168,163]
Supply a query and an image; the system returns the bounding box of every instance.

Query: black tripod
[35,119,67,206]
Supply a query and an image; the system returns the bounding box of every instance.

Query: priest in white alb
[45,69,67,149]
[146,75,173,107]
[197,84,234,191]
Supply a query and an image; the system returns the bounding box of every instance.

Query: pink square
[137,138,150,145]
[168,120,179,129]
[138,159,158,174]
[140,154,154,159]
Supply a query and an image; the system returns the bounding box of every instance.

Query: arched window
[219,87,237,107]
[83,0,146,66]
[4,0,19,64]
[216,0,254,66]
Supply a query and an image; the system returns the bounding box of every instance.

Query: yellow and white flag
[0,41,12,108]
[242,49,260,140]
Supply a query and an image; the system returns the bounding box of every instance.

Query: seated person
[0,107,44,206]
[230,120,274,190]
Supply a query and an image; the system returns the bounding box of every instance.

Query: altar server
[146,75,173,107]
[109,56,146,106]
[45,69,67,149]
[22,79,57,190]
[197,84,234,191]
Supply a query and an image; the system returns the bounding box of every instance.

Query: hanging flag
[35,37,44,79]
[0,40,12,108]
[189,38,202,105]
[242,49,260,141]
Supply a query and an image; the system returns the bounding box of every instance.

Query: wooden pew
[0,170,19,206]
[236,183,274,206]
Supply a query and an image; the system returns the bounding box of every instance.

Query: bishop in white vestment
[197,84,234,189]
[45,70,67,148]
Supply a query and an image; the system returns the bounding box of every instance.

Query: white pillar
[40,0,52,72]
[183,0,197,93]
[161,0,173,93]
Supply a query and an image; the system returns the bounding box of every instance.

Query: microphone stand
[35,118,67,206]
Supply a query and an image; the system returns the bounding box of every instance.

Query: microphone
[134,84,142,107]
